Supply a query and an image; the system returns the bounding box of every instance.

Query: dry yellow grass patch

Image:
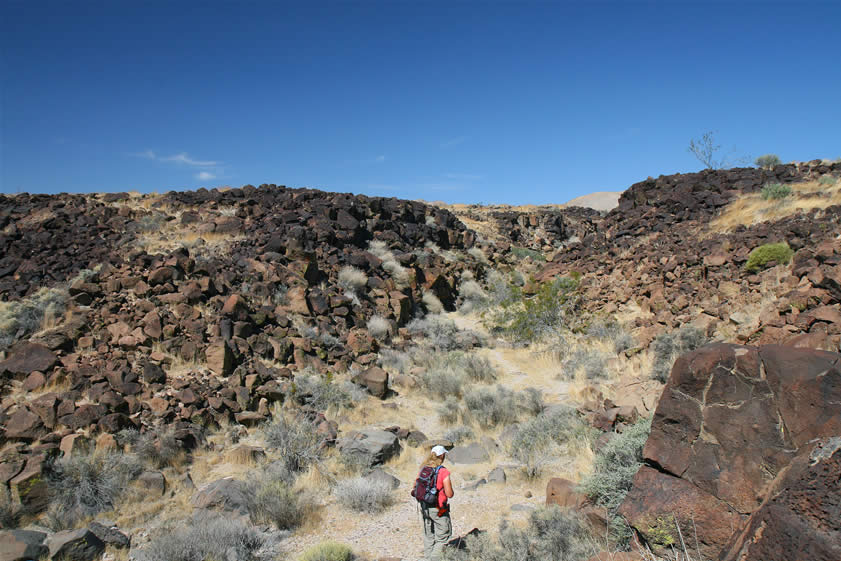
[710,177,841,233]
[111,474,195,529]
[136,223,246,256]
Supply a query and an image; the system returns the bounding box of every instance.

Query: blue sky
[2,1,839,204]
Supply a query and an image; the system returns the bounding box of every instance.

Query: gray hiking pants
[421,505,452,560]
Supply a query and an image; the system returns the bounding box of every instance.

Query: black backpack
[411,465,441,506]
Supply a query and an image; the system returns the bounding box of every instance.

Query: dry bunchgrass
[136,227,246,256]
[710,177,841,233]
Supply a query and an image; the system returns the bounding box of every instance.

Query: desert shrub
[437,395,462,425]
[45,450,142,529]
[760,182,792,200]
[509,407,588,478]
[118,428,183,469]
[377,348,411,374]
[580,415,653,547]
[131,212,168,233]
[0,287,68,351]
[443,425,475,444]
[367,315,391,340]
[137,514,264,561]
[338,266,368,293]
[293,372,357,412]
[382,257,411,288]
[510,247,546,262]
[463,386,520,428]
[367,240,391,260]
[818,174,838,186]
[299,541,355,561]
[334,476,394,513]
[458,279,489,314]
[586,320,635,353]
[650,326,708,383]
[744,241,794,273]
[484,269,519,308]
[422,290,445,314]
[442,506,590,561]
[421,367,465,398]
[407,315,485,351]
[449,352,498,383]
[247,469,314,529]
[518,387,545,416]
[561,348,612,381]
[467,246,489,263]
[369,240,412,288]
[487,276,582,343]
[263,415,323,474]
[755,154,781,169]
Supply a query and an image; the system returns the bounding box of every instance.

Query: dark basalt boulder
[619,343,841,559]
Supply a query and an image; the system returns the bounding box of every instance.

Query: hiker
[414,444,454,560]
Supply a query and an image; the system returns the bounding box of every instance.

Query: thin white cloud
[375,155,386,162]
[132,149,157,159]
[444,173,481,180]
[440,136,467,148]
[131,150,219,166]
[161,152,219,167]
[196,171,216,181]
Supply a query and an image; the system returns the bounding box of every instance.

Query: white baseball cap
[431,445,447,457]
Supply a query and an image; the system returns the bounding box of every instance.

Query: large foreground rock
[46,528,105,561]
[720,437,841,561]
[620,344,841,559]
[337,429,401,467]
[0,529,48,561]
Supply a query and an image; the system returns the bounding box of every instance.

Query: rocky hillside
[1,161,841,561]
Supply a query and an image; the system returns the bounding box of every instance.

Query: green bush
[580,415,653,547]
[744,242,794,273]
[299,541,354,561]
[510,247,546,262]
[137,514,264,561]
[818,174,838,186]
[442,506,590,561]
[486,276,582,343]
[760,182,792,200]
[650,326,708,383]
[755,154,781,169]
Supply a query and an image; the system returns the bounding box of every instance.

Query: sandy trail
[281,313,581,559]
